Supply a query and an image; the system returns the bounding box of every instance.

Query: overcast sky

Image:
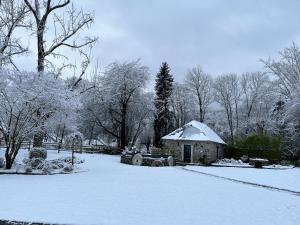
[19,0,300,83]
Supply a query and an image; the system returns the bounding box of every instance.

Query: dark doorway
[183,145,192,163]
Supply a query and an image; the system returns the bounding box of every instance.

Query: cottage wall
[162,140,224,164]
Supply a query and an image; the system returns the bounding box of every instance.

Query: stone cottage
[161,120,226,164]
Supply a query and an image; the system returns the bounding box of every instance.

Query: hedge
[225,134,282,161]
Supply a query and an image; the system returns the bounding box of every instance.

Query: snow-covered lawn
[0,150,299,225]
[186,165,300,193]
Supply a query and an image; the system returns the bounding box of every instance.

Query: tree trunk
[88,121,95,145]
[153,118,161,147]
[33,23,45,147]
[5,144,17,170]
[37,22,45,73]
[5,147,13,169]
[226,106,234,144]
[235,101,239,136]
[120,104,127,150]
[199,97,204,122]
[199,107,204,122]
[5,156,13,169]
[58,124,66,153]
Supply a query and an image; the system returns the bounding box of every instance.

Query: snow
[162,120,226,144]
[186,165,300,193]
[83,138,107,146]
[212,158,252,167]
[0,150,299,225]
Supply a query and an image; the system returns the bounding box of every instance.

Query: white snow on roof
[162,120,226,144]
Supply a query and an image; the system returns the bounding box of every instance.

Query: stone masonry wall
[163,140,224,164]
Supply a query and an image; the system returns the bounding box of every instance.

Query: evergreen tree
[154,62,174,147]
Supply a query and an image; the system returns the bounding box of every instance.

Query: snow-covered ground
[0,150,300,225]
[186,165,300,193]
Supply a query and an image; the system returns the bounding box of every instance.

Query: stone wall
[162,140,224,164]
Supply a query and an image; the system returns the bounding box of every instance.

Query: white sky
[16,0,300,84]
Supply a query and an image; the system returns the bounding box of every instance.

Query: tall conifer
[154,62,174,147]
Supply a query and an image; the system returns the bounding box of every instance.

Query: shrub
[62,165,73,173]
[151,146,177,156]
[103,146,121,155]
[150,147,163,155]
[225,134,281,161]
[41,162,54,174]
[25,166,32,174]
[198,155,210,165]
[30,158,45,169]
[29,147,47,160]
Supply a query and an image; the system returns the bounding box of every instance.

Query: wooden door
[183,145,192,163]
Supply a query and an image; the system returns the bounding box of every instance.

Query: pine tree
[154,62,174,147]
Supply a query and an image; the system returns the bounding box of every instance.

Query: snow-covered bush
[240,155,249,163]
[22,156,84,174]
[150,147,163,155]
[25,166,32,174]
[62,165,73,173]
[29,158,45,169]
[215,158,248,166]
[59,156,84,164]
[42,162,54,175]
[123,146,142,155]
[22,158,29,165]
[48,159,65,169]
[29,147,47,160]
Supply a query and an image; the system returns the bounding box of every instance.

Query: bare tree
[262,43,300,99]
[170,82,195,128]
[185,66,212,122]
[262,43,300,159]
[240,71,270,133]
[127,93,153,149]
[214,73,240,143]
[24,0,97,147]
[89,60,149,150]
[24,0,97,73]
[0,0,30,69]
[0,70,78,169]
[241,72,269,118]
